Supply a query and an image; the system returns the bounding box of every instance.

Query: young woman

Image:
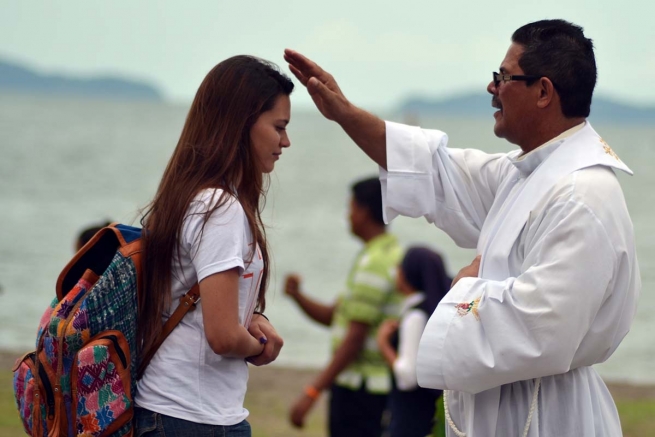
[134,56,293,437]
[377,247,451,437]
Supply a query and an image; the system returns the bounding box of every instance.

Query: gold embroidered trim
[600,137,620,161]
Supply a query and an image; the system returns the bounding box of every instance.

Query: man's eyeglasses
[492,72,541,88]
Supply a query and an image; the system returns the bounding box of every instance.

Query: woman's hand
[246,314,284,366]
[376,319,399,348]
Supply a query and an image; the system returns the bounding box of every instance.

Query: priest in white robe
[285,18,640,437]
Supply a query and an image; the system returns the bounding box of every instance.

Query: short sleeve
[182,190,248,282]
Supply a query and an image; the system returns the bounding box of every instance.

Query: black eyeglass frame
[492,71,542,88]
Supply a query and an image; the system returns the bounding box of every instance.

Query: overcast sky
[2,1,653,110]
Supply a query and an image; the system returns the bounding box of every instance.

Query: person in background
[75,220,112,251]
[377,247,451,437]
[134,55,290,437]
[284,177,403,437]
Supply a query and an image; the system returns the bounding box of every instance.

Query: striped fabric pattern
[332,233,403,394]
[84,253,139,395]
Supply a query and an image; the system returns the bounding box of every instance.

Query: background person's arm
[289,321,368,428]
[284,274,335,326]
[377,319,399,368]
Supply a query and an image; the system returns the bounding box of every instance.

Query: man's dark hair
[512,19,596,118]
[351,177,385,226]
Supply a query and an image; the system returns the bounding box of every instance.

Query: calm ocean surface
[1,95,653,383]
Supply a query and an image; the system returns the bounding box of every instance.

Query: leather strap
[137,284,200,379]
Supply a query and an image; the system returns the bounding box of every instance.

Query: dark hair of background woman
[401,247,451,314]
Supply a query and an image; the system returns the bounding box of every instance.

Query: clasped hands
[246,314,284,366]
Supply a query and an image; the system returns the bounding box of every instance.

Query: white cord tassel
[521,377,541,437]
[444,390,467,437]
[444,377,542,437]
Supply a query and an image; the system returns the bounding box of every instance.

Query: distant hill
[399,93,655,124]
[0,59,162,100]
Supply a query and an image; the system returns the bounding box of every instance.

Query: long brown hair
[138,56,294,358]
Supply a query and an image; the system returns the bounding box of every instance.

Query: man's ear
[536,77,556,109]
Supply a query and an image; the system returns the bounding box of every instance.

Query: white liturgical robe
[380,121,640,436]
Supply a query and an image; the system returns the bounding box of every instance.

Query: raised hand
[283,49,352,122]
[284,273,302,300]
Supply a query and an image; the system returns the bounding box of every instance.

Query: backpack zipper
[19,351,55,420]
[32,353,56,419]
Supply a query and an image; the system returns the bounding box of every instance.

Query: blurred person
[134,55,291,437]
[377,247,451,437]
[285,177,403,437]
[75,220,112,251]
[284,19,640,437]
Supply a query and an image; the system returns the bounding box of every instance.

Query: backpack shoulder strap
[137,284,200,379]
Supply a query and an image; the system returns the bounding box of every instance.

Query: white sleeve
[417,196,629,394]
[380,121,513,248]
[183,194,248,282]
[393,309,428,391]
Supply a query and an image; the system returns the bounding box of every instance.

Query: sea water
[0,95,653,383]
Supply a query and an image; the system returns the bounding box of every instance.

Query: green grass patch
[2,368,654,437]
[0,369,327,437]
[616,398,655,437]
[0,371,24,437]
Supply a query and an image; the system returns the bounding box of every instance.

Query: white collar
[400,292,426,314]
[511,122,586,177]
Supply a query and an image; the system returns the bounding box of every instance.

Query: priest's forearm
[336,104,388,170]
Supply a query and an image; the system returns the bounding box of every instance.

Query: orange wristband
[304,385,320,400]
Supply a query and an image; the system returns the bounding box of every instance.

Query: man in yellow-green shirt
[285,177,403,437]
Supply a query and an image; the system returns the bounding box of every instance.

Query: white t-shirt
[136,188,264,425]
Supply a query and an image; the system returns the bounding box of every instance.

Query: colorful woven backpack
[12,224,199,437]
